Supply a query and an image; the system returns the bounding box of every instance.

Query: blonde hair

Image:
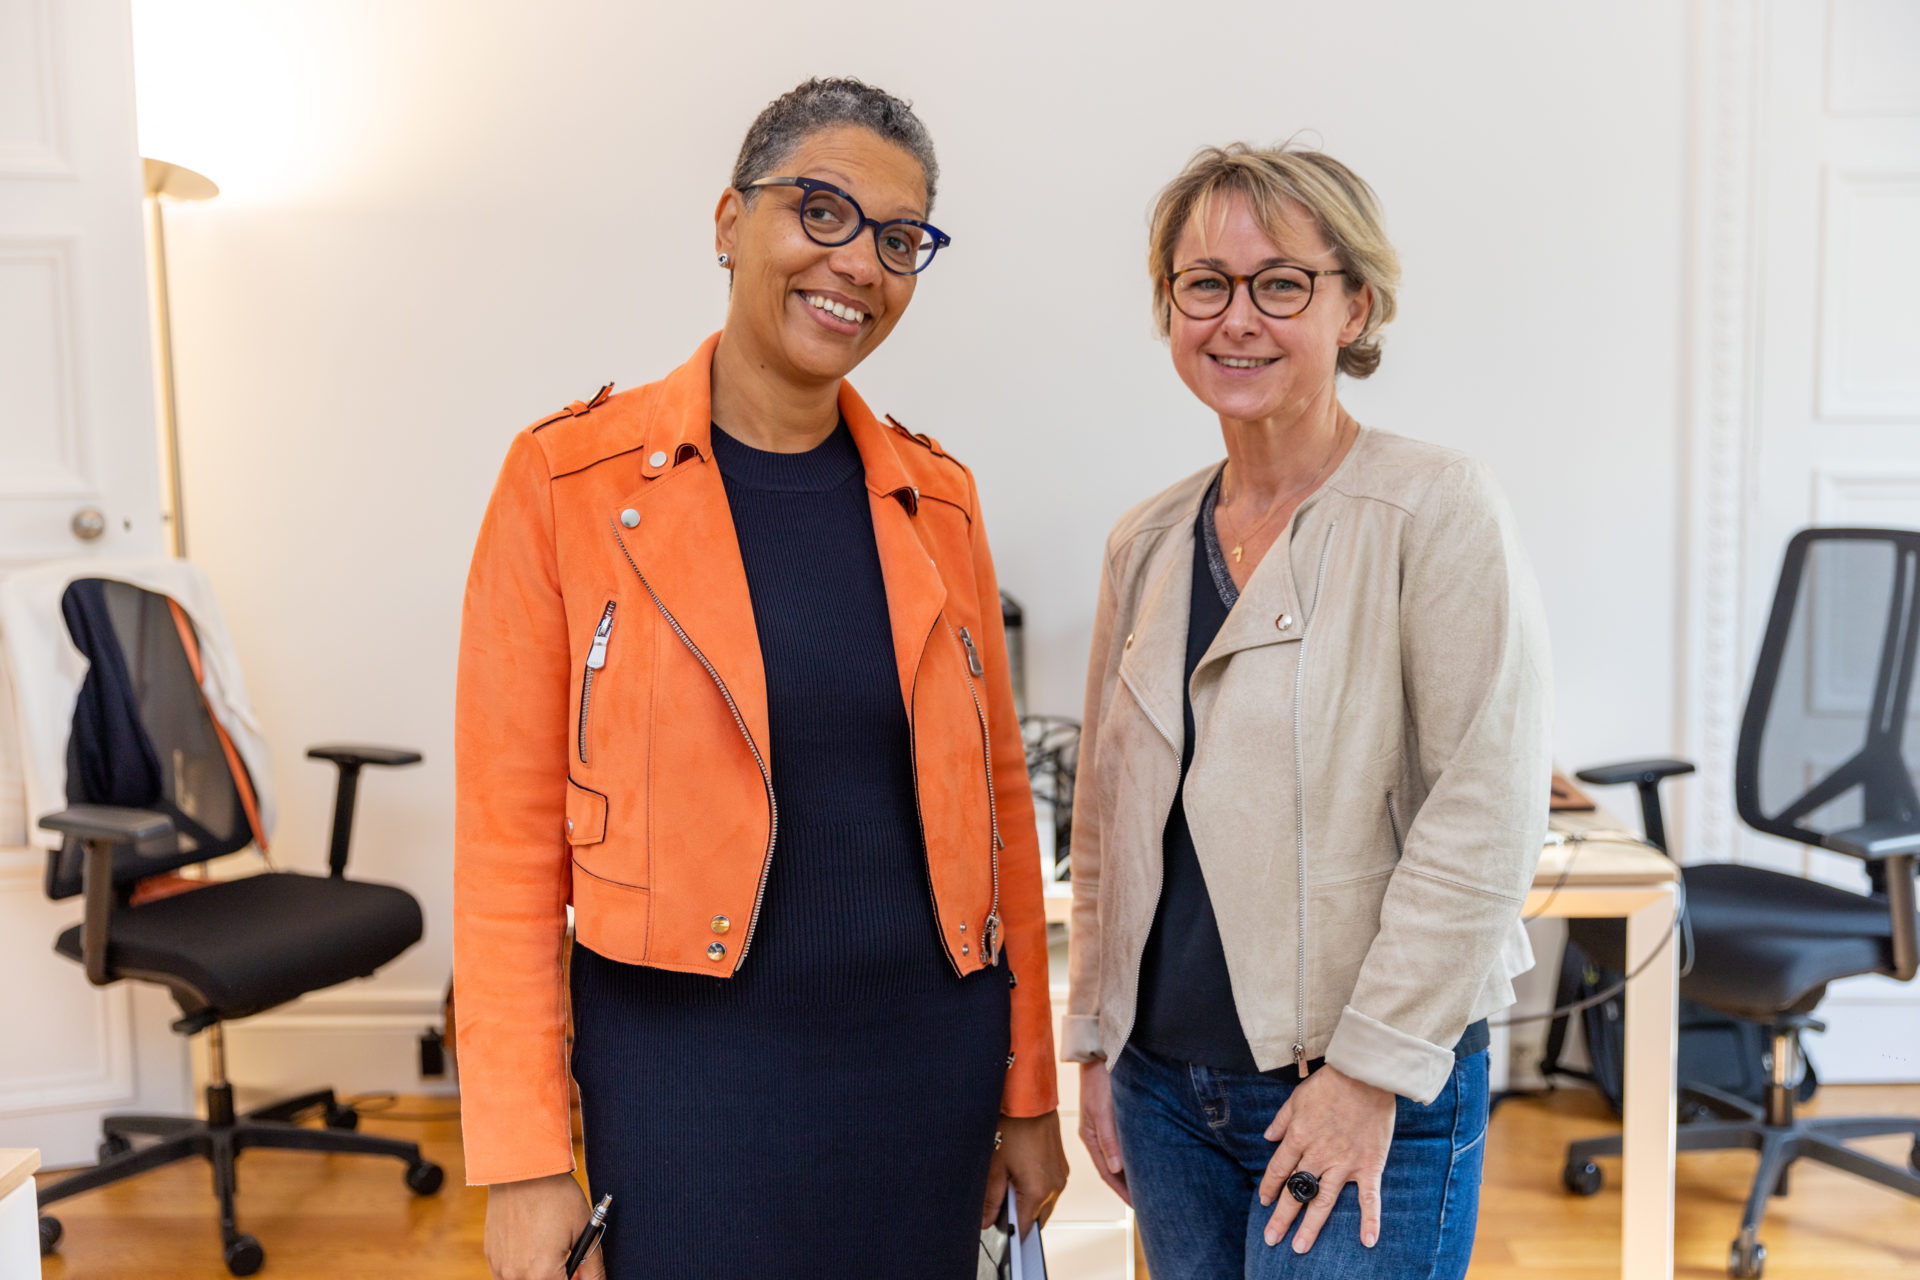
[1148,142,1401,379]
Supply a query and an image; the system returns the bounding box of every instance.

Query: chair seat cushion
[56,871,423,1019]
[1679,863,1893,1016]
[1573,862,1893,1020]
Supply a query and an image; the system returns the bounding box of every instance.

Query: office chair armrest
[38,806,175,986]
[306,744,424,769]
[1823,822,1920,861]
[39,804,173,844]
[1574,758,1697,787]
[1573,758,1697,854]
[306,744,423,878]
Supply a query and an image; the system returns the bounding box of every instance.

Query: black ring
[1285,1171,1321,1204]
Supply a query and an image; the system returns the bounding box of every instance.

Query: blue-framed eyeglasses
[745,176,950,275]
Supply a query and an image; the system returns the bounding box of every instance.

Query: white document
[1004,1186,1047,1280]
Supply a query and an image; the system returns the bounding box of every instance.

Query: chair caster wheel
[1729,1236,1766,1279]
[323,1102,360,1130]
[224,1232,265,1276]
[406,1160,444,1195]
[1562,1160,1603,1196]
[38,1215,62,1256]
[98,1133,131,1162]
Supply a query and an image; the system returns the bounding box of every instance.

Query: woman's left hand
[1257,1066,1397,1253]
[981,1111,1070,1237]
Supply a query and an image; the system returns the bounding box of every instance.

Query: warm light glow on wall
[130,2,318,204]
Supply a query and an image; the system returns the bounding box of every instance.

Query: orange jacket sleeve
[453,430,577,1184]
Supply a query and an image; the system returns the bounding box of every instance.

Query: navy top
[1129,471,1488,1076]
[568,418,1009,1279]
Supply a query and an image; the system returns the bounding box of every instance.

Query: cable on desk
[1491,833,1694,1028]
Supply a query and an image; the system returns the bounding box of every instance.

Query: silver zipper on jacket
[947,619,1004,963]
[1291,521,1339,1076]
[610,523,779,964]
[577,602,616,765]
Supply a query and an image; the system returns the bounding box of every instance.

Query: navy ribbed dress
[568,421,1011,1279]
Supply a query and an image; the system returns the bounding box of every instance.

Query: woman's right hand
[484,1171,604,1280]
[1077,1060,1131,1205]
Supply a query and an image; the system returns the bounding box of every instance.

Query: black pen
[563,1193,612,1278]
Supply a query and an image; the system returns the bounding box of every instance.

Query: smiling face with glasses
[714,124,942,391]
[1165,193,1373,429]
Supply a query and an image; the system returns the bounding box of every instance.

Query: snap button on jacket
[454,334,1057,1184]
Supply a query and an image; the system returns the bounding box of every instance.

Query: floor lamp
[142,157,218,559]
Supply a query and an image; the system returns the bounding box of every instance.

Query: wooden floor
[32,1085,1920,1278]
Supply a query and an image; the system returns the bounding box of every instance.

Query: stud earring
[717,253,730,267]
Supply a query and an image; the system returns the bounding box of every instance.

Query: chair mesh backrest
[45,579,257,900]
[1737,528,1920,851]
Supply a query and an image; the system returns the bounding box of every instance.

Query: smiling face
[1167,192,1372,427]
[714,124,929,389]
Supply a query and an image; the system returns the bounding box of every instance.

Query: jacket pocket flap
[565,779,607,845]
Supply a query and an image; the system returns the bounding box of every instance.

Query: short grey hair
[730,77,939,213]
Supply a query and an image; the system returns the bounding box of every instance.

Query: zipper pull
[1294,1044,1312,1078]
[983,913,1003,965]
[958,626,983,677]
[587,605,616,669]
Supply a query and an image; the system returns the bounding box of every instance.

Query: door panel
[0,0,186,1166]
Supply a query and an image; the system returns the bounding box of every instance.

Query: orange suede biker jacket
[453,334,1057,1184]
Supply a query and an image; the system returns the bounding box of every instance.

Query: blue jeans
[1109,1045,1489,1280]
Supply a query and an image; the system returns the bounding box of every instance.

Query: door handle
[71,507,106,541]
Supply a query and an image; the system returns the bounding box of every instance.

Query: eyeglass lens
[796,187,934,274]
[1171,266,1318,320]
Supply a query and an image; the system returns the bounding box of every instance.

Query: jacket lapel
[1117,512,1197,755]
[843,385,946,714]
[611,335,770,755]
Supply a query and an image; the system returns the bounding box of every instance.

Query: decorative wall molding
[222,985,454,1101]
[1683,0,1766,867]
[0,979,135,1115]
[0,0,71,177]
[1825,0,1920,118]
[1817,170,1920,420]
[0,235,90,497]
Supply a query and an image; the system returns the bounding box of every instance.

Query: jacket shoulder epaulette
[530,382,614,433]
[885,413,969,471]
[526,382,654,479]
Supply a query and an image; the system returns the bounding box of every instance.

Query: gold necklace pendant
[1232,545,1244,562]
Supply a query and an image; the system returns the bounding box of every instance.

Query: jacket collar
[616,333,949,734]
[633,332,928,498]
[1119,416,1366,732]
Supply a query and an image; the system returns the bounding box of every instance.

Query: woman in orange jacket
[454,78,1066,1280]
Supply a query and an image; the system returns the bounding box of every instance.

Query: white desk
[1043,808,1681,1280]
[1530,809,1680,1280]
[0,1149,40,1280]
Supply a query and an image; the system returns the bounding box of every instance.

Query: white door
[1689,0,1920,1082]
[0,0,188,1167]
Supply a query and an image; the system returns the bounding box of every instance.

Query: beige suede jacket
[1063,420,1553,1105]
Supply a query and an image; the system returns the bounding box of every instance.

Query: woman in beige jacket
[1066,143,1552,1279]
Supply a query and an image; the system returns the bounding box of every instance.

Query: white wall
[130,0,1689,1060]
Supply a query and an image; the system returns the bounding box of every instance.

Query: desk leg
[1621,890,1679,1280]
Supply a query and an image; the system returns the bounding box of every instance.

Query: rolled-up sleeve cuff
[1061,1013,1105,1063]
[1323,1005,1454,1105]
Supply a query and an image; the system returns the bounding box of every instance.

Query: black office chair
[1561,529,1920,1279]
[32,577,440,1276]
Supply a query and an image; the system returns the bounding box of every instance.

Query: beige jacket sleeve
[1321,458,1554,1103]
[1062,544,1124,1063]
